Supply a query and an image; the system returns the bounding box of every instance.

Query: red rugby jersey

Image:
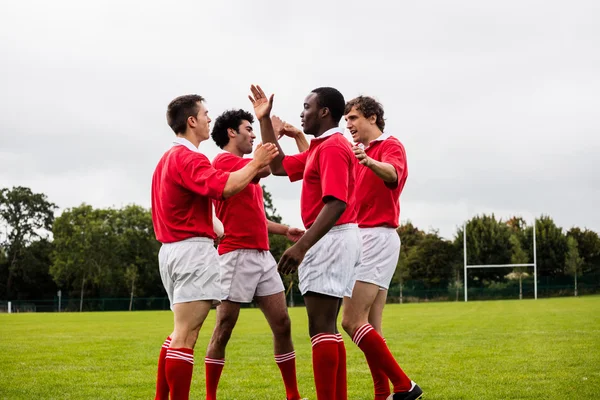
[355,134,408,228]
[212,152,269,255]
[152,142,230,243]
[282,131,357,229]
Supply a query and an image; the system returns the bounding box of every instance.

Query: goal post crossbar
[466,263,534,268]
[463,220,537,302]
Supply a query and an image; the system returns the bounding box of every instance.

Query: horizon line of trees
[1,186,599,309]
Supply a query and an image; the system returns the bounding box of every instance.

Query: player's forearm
[256,166,271,179]
[368,160,398,183]
[294,132,309,153]
[223,161,262,198]
[259,117,287,175]
[267,220,289,235]
[294,199,346,252]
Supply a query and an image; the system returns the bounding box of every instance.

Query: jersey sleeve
[380,140,407,189]
[282,151,309,182]
[180,152,230,200]
[318,144,353,203]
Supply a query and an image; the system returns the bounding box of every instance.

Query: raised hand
[353,145,373,167]
[253,142,279,168]
[248,84,274,120]
[272,115,302,140]
[285,227,305,242]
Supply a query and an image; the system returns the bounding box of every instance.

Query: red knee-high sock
[352,324,411,393]
[154,336,171,400]
[311,333,339,400]
[165,347,194,400]
[205,357,225,400]
[367,337,391,400]
[275,351,302,400]
[336,333,347,400]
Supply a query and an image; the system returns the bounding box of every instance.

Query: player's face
[192,102,211,142]
[300,93,321,136]
[345,106,371,144]
[234,120,255,155]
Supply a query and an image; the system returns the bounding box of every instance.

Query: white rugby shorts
[298,223,362,298]
[347,227,400,294]
[219,249,285,303]
[158,237,221,309]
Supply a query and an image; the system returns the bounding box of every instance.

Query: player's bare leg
[256,292,303,400]
[256,292,293,354]
[205,301,241,400]
[161,300,212,400]
[206,301,241,358]
[368,288,388,336]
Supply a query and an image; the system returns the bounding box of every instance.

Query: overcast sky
[1,0,598,239]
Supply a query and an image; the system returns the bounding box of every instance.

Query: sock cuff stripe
[275,352,296,363]
[336,333,344,342]
[352,324,374,345]
[166,349,194,361]
[274,351,295,360]
[311,335,339,347]
[204,357,226,366]
[165,355,194,365]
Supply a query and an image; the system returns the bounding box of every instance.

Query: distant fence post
[8,301,11,314]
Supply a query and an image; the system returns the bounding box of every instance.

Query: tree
[113,205,161,303]
[508,234,529,299]
[262,186,296,303]
[456,214,512,286]
[0,186,56,299]
[393,222,425,301]
[51,205,120,311]
[565,236,584,296]
[535,215,568,279]
[567,227,600,282]
[404,231,455,290]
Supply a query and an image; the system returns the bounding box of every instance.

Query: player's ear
[227,128,237,138]
[320,107,330,119]
[368,114,377,125]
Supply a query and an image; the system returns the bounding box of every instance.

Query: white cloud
[1,0,599,239]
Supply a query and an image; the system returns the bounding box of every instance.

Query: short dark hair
[211,109,255,149]
[311,87,345,123]
[166,94,205,134]
[345,96,385,131]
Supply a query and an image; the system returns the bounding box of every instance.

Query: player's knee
[272,314,291,338]
[341,315,358,337]
[213,322,235,346]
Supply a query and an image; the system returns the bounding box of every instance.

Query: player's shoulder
[380,135,405,152]
[320,133,353,151]
[212,151,234,165]
[171,146,211,169]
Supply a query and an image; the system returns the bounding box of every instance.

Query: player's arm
[353,145,397,183]
[256,166,271,179]
[272,115,309,153]
[267,220,305,242]
[248,85,287,176]
[278,197,346,274]
[223,143,279,198]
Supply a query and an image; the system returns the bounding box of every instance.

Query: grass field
[0,296,599,400]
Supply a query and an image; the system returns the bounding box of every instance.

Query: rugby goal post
[463,219,537,302]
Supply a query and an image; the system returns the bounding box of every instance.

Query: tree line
[1,186,599,310]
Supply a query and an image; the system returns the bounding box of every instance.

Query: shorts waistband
[360,226,397,233]
[329,223,359,232]
[163,237,214,245]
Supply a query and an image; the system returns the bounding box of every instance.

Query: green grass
[1,296,599,399]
